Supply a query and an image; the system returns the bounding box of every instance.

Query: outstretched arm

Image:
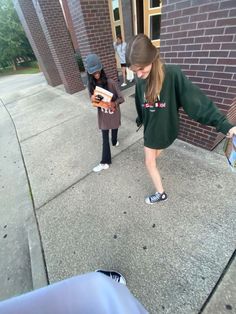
[175,67,234,135]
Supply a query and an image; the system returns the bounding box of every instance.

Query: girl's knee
[145,156,156,169]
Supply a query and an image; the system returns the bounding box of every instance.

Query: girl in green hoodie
[126,34,236,205]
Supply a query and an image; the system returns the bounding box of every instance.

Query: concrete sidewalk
[0,73,235,313]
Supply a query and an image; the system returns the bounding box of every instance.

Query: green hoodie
[135,64,233,149]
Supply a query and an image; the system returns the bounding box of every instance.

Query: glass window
[112,0,120,21]
[150,15,161,40]
[150,0,160,8]
[115,25,121,37]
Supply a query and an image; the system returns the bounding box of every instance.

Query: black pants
[101,129,118,164]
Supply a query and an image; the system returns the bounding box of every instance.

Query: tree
[0,0,35,70]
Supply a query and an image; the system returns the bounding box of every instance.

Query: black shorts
[120,63,126,67]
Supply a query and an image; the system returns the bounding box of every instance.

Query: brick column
[60,0,79,52]
[160,0,236,150]
[32,0,84,94]
[13,0,62,87]
[67,0,117,81]
[121,0,133,43]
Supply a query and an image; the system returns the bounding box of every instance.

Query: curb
[27,214,48,290]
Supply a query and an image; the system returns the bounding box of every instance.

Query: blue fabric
[0,272,148,314]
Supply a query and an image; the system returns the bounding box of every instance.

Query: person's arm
[110,79,124,106]
[122,42,127,55]
[175,67,234,135]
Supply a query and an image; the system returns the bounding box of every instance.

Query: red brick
[213,35,234,43]
[205,28,225,35]
[210,51,229,57]
[188,29,204,36]
[217,18,236,27]
[186,44,201,51]
[228,87,236,94]
[168,10,182,19]
[181,23,197,30]
[229,51,236,58]
[190,13,207,22]
[203,78,220,85]
[225,66,236,73]
[229,8,236,17]
[176,0,191,10]
[209,85,228,92]
[192,51,209,57]
[175,16,189,25]
[182,7,199,16]
[167,25,181,32]
[202,43,221,50]
[213,72,233,79]
[179,37,194,44]
[199,58,217,65]
[220,0,236,9]
[220,79,236,87]
[221,43,236,50]
[198,20,216,29]
[208,10,229,20]
[190,64,206,71]
[195,36,212,43]
[172,31,188,38]
[197,71,214,78]
[225,27,236,34]
[178,51,193,57]
[171,58,184,63]
[218,58,236,65]
[199,3,219,13]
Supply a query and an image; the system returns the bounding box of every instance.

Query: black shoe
[95,269,126,285]
[145,191,168,205]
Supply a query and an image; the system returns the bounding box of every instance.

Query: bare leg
[121,66,126,84]
[144,146,164,193]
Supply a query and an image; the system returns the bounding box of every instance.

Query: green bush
[75,52,85,72]
[18,60,38,68]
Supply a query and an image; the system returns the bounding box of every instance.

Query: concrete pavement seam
[0,97,49,289]
[3,88,47,106]
[198,249,236,313]
[21,113,83,143]
[36,137,143,211]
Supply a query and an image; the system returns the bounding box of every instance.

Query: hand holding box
[92,86,113,109]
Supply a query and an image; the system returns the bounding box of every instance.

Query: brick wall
[160,0,236,150]
[60,0,79,52]
[14,0,62,87]
[32,0,84,94]
[67,0,117,81]
[121,0,134,43]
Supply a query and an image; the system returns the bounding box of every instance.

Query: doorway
[134,0,162,47]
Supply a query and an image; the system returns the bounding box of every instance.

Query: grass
[0,61,40,76]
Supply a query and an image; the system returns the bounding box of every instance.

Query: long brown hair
[126,34,165,103]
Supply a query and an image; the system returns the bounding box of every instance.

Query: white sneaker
[115,140,119,147]
[121,83,127,87]
[93,163,109,172]
[129,79,133,83]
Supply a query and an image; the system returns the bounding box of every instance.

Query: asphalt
[0,73,235,314]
